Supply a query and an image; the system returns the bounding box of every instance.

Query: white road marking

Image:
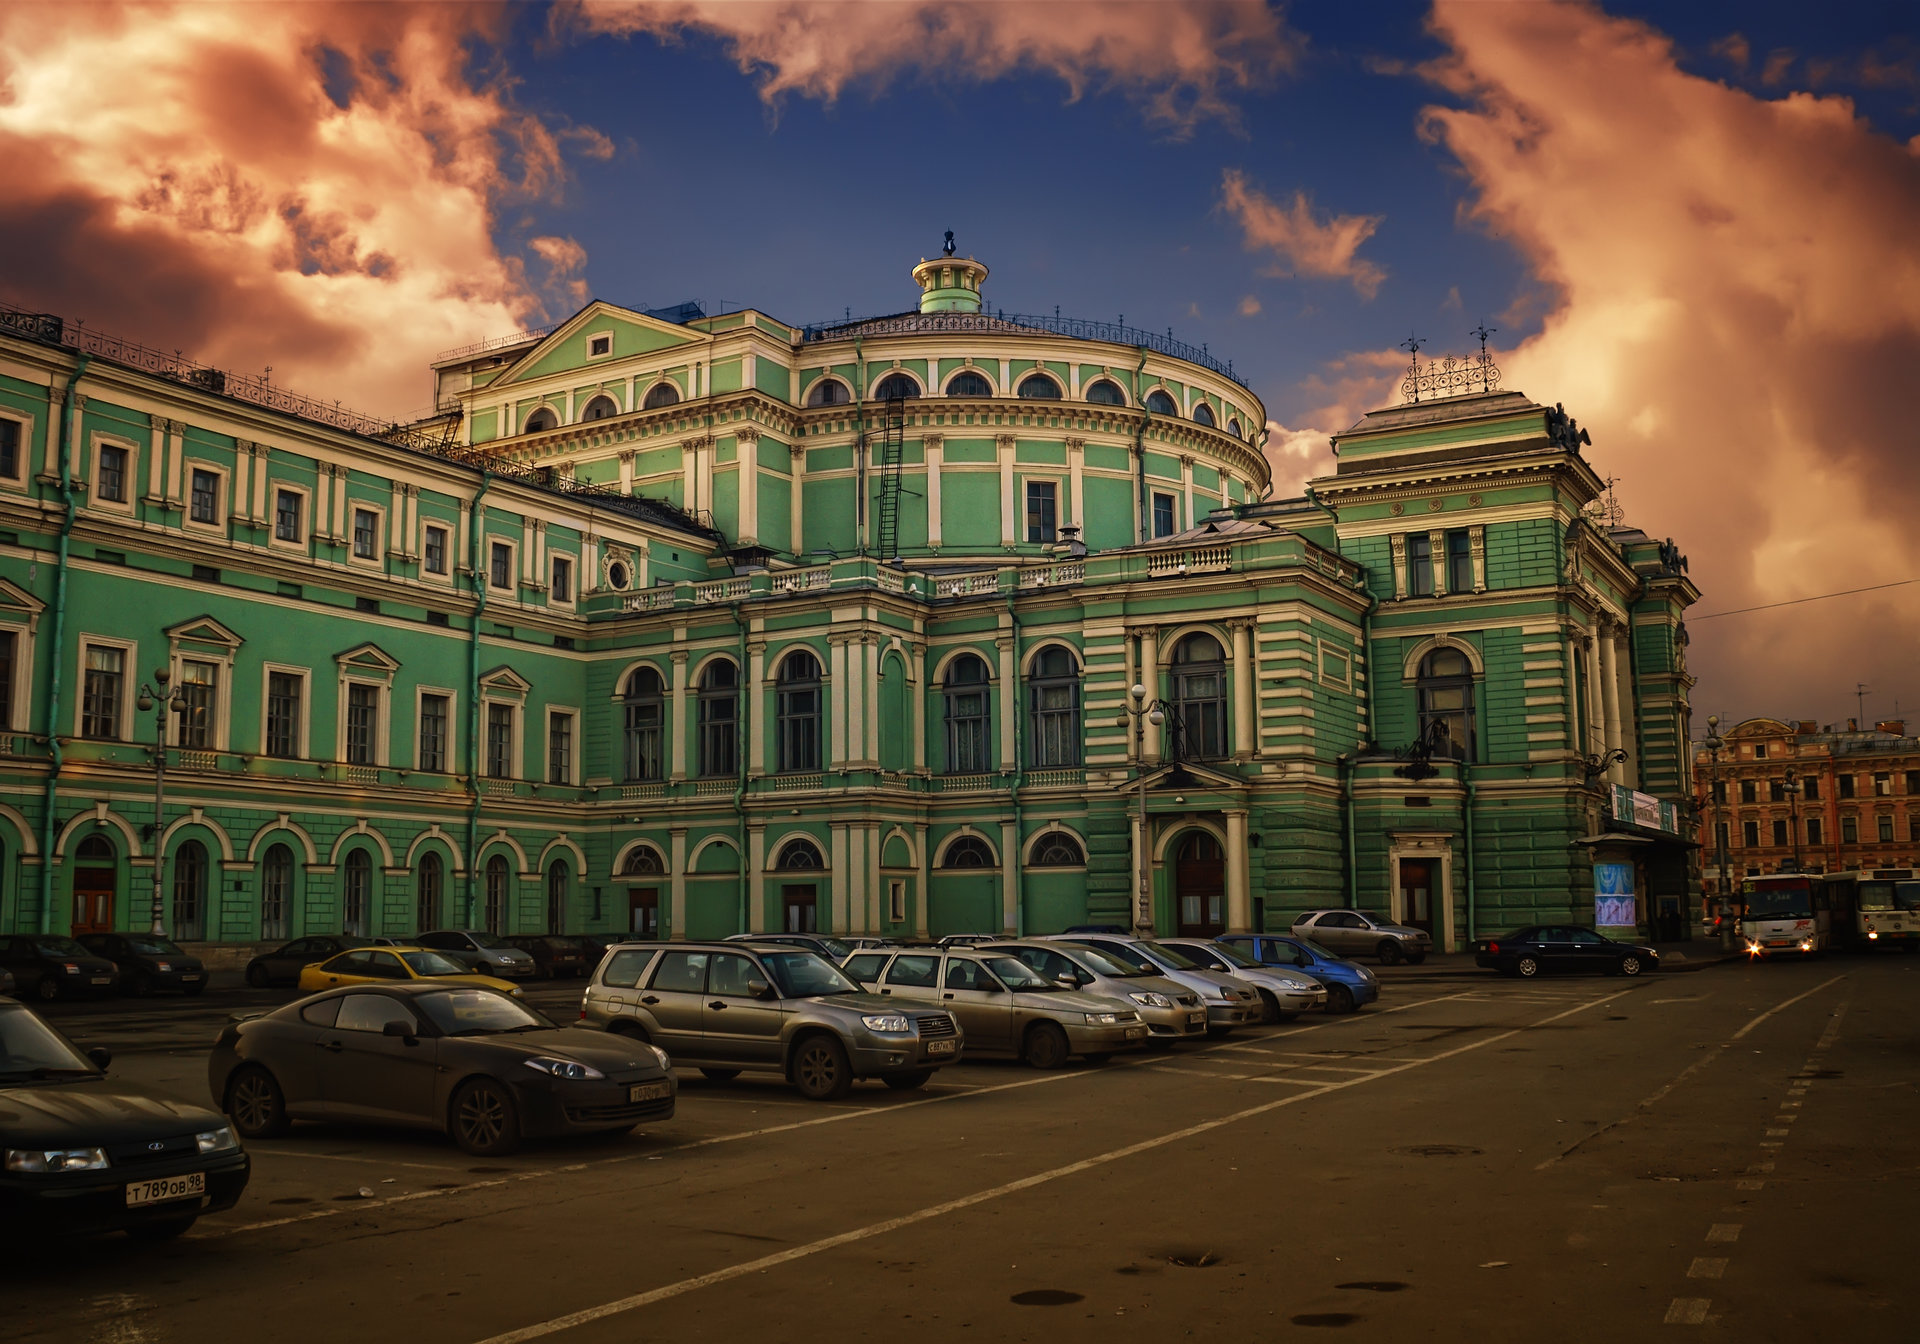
[467,988,1625,1344]
[1663,1298,1711,1325]
[246,1148,473,1173]
[1765,1128,1790,1137]
[1813,1001,1850,1050]
[1736,1180,1765,1191]
[1706,1224,1741,1243]
[1747,1162,1774,1173]
[1687,1258,1727,1279]
[1728,974,1847,1040]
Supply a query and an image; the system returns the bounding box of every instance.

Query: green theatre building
[0,249,1700,958]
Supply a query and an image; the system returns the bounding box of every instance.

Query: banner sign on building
[1593,862,1637,929]
[1610,785,1678,835]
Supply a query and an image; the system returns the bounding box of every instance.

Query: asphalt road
[11,956,1916,1343]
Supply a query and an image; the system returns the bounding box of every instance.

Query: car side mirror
[382,1020,418,1043]
[746,978,774,1000]
[86,1047,112,1071]
[1054,974,1079,990]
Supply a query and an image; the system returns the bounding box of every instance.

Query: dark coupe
[209,984,676,1156]
[1,998,249,1239]
[1475,926,1660,978]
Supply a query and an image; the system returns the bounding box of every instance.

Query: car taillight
[1487,942,1499,954]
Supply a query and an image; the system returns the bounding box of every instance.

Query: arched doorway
[1174,831,1225,936]
[72,834,116,935]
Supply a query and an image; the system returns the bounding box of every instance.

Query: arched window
[806,378,851,407]
[775,839,825,870]
[524,407,557,433]
[1416,648,1477,761]
[1028,645,1081,768]
[1084,379,1126,406]
[776,649,822,773]
[546,859,569,933]
[945,370,992,398]
[1171,634,1228,761]
[1030,832,1085,867]
[1017,373,1061,400]
[172,840,207,941]
[1226,417,1243,440]
[941,836,995,869]
[1144,389,1178,416]
[581,394,620,421]
[1192,401,1216,427]
[342,848,371,937]
[698,660,738,777]
[416,851,443,932]
[78,835,113,862]
[872,372,920,401]
[642,382,681,410]
[484,854,509,933]
[943,654,991,774]
[622,846,665,875]
[623,666,665,782]
[261,843,293,940]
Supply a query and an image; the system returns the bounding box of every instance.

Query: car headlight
[5,1147,109,1173]
[649,1044,673,1069]
[1216,984,1241,999]
[1282,979,1316,992]
[1799,940,1813,952]
[1129,991,1172,1008]
[523,1057,605,1080]
[1084,1012,1125,1025]
[195,1126,239,1155]
[861,1014,912,1034]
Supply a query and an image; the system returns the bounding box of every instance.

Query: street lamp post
[134,668,187,938]
[1124,684,1166,937]
[1704,715,1732,949]
[1783,767,1802,873]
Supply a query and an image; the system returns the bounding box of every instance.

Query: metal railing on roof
[432,322,563,363]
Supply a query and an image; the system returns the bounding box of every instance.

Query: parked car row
[0,933,208,1002]
[244,931,615,989]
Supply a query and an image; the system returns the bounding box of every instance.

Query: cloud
[564,0,1297,135]
[1218,169,1388,299]
[531,235,591,306]
[1238,294,1262,316]
[1418,0,1920,724]
[1709,33,1750,71]
[1261,347,1407,497]
[0,3,599,418]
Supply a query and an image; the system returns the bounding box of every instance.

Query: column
[521,518,537,584]
[1225,810,1251,933]
[668,650,689,781]
[618,449,635,494]
[1181,454,1196,530]
[1469,525,1487,593]
[403,485,419,558]
[1429,528,1447,596]
[747,824,767,934]
[389,481,406,554]
[1231,619,1255,759]
[166,421,185,507]
[1599,625,1624,783]
[997,634,1016,770]
[847,827,867,935]
[252,444,271,521]
[997,434,1016,547]
[1139,627,1161,763]
[1131,447,1145,545]
[682,436,699,516]
[332,465,347,540]
[669,829,688,940]
[846,635,867,768]
[746,641,767,777]
[144,414,167,502]
[313,464,333,541]
[1584,634,1605,759]
[999,820,1020,935]
[911,642,928,773]
[1065,437,1085,535]
[923,435,943,548]
[229,439,251,520]
[738,426,760,545]
[789,446,806,557]
[1130,811,1149,930]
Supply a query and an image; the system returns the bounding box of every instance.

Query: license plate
[181,973,202,981]
[926,1039,957,1055]
[1188,1013,1206,1027]
[91,977,112,985]
[126,1172,204,1207]
[1126,1027,1146,1039]
[628,1081,671,1103]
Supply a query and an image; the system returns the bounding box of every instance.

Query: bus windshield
[1896,882,1920,912]
[1742,885,1812,920]
[1856,882,1897,912]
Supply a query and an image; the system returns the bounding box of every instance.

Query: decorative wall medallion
[1389,502,1406,516]
[1468,493,1483,507]
[1427,498,1444,512]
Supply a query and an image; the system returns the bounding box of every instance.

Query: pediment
[334,642,401,674]
[0,577,45,623]
[495,301,709,387]
[479,665,533,694]
[166,615,243,649]
[1113,760,1247,794]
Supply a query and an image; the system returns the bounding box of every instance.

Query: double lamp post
[135,667,187,938]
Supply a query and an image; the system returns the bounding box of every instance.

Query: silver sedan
[1159,938,1328,1022]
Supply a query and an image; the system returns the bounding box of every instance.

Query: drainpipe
[1129,349,1150,543]
[852,336,867,557]
[37,355,89,933]
[1462,764,1477,945]
[1338,754,1358,910]
[463,472,493,925]
[1005,589,1025,935]
[734,604,748,932]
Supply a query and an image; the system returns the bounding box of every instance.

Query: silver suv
[1158,938,1329,1022]
[1040,934,1259,1035]
[980,942,1208,1043]
[580,942,962,1100]
[1289,910,1432,964]
[841,947,1149,1067]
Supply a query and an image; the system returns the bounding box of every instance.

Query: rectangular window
[1445,529,1472,593]
[1713,820,1729,853]
[265,671,302,759]
[1740,780,1757,803]
[1407,534,1433,597]
[548,711,573,785]
[189,468,219,524]
[175,659,217,748]
[1768,779,1785,802]
[1841,816,1858,845]
[1874,773,1892,796]
[486,703,515,778]
[589,335,611,357]
[1906,770,1920,795]
[551,555,573,602]
[1741,820,1759,848]
[1878,815,1895,843]
[1771,819,1788,846]
[1151,492,1176,539]
[81,645,124,739]
[889,880,905,924]
[1710,780,1727,804]
[352,508,379,560]
[345,684,378,765]
[1806,817,1822,846]
[424,525,448,575]
[1910,817,1919,843]
[96,444,129,503]
[1801,776,1820,802]
[1752,743,1768,759]
[274,489,303,542]
[1838,774,1856,799]
[1024,481,1057,544]
[418,693,449,772]
[490,541,512,590]
[0,417,19,479]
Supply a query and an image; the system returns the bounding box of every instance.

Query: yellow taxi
[296,946,523,996]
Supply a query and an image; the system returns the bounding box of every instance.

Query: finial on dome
[943,230,956,257]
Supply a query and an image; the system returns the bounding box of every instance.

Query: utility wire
[1690,577,1916,621]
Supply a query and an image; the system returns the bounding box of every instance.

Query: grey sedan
[1158,938,1328,1022]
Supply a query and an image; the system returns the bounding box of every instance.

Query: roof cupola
[911,232,987,314]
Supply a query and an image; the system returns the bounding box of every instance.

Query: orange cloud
[1219,170,1388,298]
[1419,0,1920,722]
[564,0,1297,134]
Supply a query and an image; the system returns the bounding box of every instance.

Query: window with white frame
[1318,642,1352,690]
[351,506,380,560]
[423,523,449,576]
[418,691,452,772]
[547,709,575,785]
[344,683,382,765]
[80,641,129,739]
[188,466,222,525]
[174,659,218,748]
[550,554,574,603]
[264,668,305,759]
[92,441,132,506]
[0,413,25,481]
[0,629,16,733]
[489,540,513,591]
[274,487,306,544]
[1152,492,1176,539]
[486,702,516,778]
[1024,480,1058,544]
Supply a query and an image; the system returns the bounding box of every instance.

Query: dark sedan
[504,935,591,979]
[1474,926,1660,978]
[0,999,249,1239]
[243,935,374,988]
[210,984,675,1156]
[0,935,122,1002]
[78,934,207,997]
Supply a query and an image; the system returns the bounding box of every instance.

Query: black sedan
[0,998,249,1239]
[0,935,122,1002]
[209,984,676,1156]
[1475,926,1660,978]
[78,934,208,997]
[504,935,591,979]
[243,935,374,988]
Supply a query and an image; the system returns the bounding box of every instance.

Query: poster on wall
[1594,862,1637,929]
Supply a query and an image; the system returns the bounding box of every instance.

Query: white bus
[1737,874,1833,958]
[1827,868,1920,951]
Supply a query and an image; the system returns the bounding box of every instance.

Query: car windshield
[1742,885,1812,919]
[1203,942,1260,969]
[1079,944,1157,975]
[124,936,183,956]
[762,950,860,998]
[0,1008,99,1080]
[1134,941,1199,970]
[31,937,91,957]
[1071,946,1143,978]
[466,932,510,949]
[400,951,470,977]
[983,956,1052,990]
[1292,938,1338,960]
[812,937,853,960]
[415,990,549,1036]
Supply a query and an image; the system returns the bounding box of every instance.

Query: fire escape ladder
[873,395,907,562]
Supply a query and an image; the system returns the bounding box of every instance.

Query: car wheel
[791,1034,853,1101]
[245,963,269,989]
[1619,955,1643,977]
[1517,954,1541,978]
[1325,983,1356,1014]
[699,1068,741,1082]
[1255,989,1282,1025]
[1377,939,1404,965]
[129,970,153,998]
[33,975,60,1002]
[449,1078,522,1156]
[1023,1021,1071,1070]
[226,1067,292,1139]
[126,1216,197,1241]
[882,1070,933,1091]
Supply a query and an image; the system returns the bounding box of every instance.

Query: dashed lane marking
[1706,1224,1741,1243]
[1687,1258,1727,1279]
[1664,1298,1711,1325]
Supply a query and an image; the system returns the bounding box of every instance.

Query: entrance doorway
[782,884,818,933]
[626,887,659,938]
[1398,859,1436,936]
[1174,832,1225,936]
[72,836,116,936]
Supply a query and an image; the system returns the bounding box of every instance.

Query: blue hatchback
[1217,934,1379,1013]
